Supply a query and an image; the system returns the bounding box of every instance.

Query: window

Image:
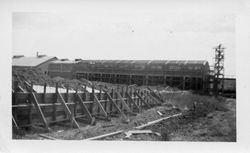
[151,65,162,70]
[134,65,145,70]
[194,66,201,70]
[169,65,181,70]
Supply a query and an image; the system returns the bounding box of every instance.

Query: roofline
[35,57,58,68]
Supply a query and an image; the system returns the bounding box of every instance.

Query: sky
[12,1,236,76]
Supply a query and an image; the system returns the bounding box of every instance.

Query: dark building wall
[48,60,210,92]
[48,62,76,79]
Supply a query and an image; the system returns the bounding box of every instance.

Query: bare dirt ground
[102,97,236,142]
[13,97,236,141]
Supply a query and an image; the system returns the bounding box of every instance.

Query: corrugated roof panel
[51,60,80,64]
[78,60,208,66]
[150,60,168,64]
[12,56,56,67]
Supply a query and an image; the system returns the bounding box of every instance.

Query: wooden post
[28,82,33,126]
[43,83,47,103]
[110,88,113,113]
[97,86,102,115]
[125,86,129,107]
[118,85,123,110]
[140,89,143,106]
[13,81,18,92]
[144,90,148,105]
[84,85,87,92]
[90,85,94,114]
[30,82,33,92]
[65,85,69,119]
[104,88,108,113]
[53,83,58,121]
[74,86,77,117]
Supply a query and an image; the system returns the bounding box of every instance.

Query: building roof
[78,60,208,66]
[50,60,80,64]
[12,55,57,67]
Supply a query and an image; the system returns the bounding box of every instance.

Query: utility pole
[213,44,225,96]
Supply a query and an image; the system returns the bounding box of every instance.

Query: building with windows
[48,60,210,92]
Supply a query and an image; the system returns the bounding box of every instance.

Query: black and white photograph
[1,0,250,153]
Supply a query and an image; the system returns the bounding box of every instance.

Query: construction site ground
[12,68,236,141]
[13,97,236,141]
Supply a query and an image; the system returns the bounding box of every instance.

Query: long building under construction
[48,60,210,92]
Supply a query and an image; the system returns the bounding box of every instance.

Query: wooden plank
[93,95,108,117]
[77,93,95,124]
[135,113,182,130]
[116,92,134,114]
[12,115,19,129]
[31,93,49,129]
[57,92,80,129]
[39,134,58,140]
[125,92,141,112]
[84,130,124,140]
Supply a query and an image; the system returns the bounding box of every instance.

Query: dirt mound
[147,98,236,142]
[131,106,181,126]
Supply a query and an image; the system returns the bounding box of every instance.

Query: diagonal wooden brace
[148,93,162,105]
[93,95,108,118]
[57,92,80,129]
[147,87,164,103]
[12,115,19,129]
[116,92,135,115]
[105,91,127,119]
[31,93,49,130]
[77,93,95,125]
[145,94,158,105]
[134,92,150,107]
[125,92,141,112]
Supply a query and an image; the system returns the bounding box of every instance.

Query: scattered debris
[157,111,163,116]
[39,134,58,140]
[102,124,115,128]
[124,130,161,139]
[84,130,124,141]
[135,113,182,130]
